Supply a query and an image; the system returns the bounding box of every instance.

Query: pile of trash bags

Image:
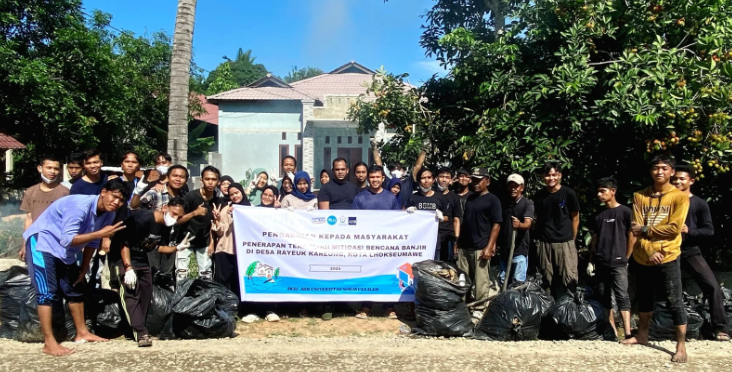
[646,292,706,341]
[542,287,616,341]
[475,277,554,341]
[412,260,474,337]
[0,266,29,339]
[0,266,238,342]
[696,286,732,339]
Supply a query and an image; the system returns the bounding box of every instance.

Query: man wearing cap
[456,167,502,319]
[497,174,534,286]
[533,161,580,299]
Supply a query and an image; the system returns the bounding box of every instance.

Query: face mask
[391,170,404,179]
[40,173,57,184]
[163,212,177,227]
[418,185,432,193]
[436,184,446,192]
[156,165,169,176]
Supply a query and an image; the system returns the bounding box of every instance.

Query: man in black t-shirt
[435,167,462,261]
[454,168,473,225]
[533,161,580,299]
[498,174,534,286]
[672,166,729,341]
[317,158,360,210]
[587,177,632,339]
[112,197,191,347]
[406,168,449,259]
[456,168,502,317]
[177,166,222,282]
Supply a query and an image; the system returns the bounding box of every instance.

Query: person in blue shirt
[22,178,128,356]
[352,165,401,320]
[69,148,109,196]
[352,165,401,211]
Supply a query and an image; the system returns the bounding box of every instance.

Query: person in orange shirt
[622,155,690,364]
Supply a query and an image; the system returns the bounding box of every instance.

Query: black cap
[470,167,489,179]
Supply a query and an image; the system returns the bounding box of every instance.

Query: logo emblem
[339,216,346,223]
[327,216,337,225]
[348,217,357,225]
[311,217,326,224]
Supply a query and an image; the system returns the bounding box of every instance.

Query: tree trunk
[167,0,198,166]
[484,0,505,34]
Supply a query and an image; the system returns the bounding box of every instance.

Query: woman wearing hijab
[319,169,330,186]
[212,183,250,297]
[387,177,403,206]
[281,171,317,210]
[258,186,280,208]
[279,175,294,202]
[218,175,235,203]
[246,168,269,206]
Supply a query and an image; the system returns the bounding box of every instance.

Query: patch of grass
[307,319,317,326]
[287,317,299,323]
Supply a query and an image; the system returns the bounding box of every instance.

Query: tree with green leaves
[355,0,732,266]
[283,66,324,83]
[203,48,268,93]
[0,1,172,187]
[245,261,259,279]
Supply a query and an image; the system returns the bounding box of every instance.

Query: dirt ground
[0,318,730,372]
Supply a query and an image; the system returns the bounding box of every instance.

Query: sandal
[265,312,280,322]
[717,332,731,342]
[355,307,369,319]
[386,308,398,319]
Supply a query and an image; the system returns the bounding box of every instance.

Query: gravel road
[0,337,730,371]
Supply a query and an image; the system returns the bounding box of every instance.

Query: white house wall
[218,101,303,183]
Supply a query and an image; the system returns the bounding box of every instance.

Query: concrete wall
[218,101,303,183]
[313,95,360,120]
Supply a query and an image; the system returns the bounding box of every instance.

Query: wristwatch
[641,226,649,235]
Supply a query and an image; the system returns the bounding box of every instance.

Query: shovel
[501,230,517,292]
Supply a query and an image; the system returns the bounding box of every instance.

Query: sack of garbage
[413,260,471,311]
[85,288,130,339]
[649,293,704,341]
[146,285,175,338]
[475,278,555,341]
[15,290,76,343]
[412,260,473,337]
[169,279,238,339]
[545,287,615,341]
[0,266,32,339]
[413,302,474,337]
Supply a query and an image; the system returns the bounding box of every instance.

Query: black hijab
[227,183,250,206]
[259,185,280,208]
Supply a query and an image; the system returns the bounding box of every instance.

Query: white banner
[232,206,438,302]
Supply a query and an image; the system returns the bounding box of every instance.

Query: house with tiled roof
[207,61,381,187]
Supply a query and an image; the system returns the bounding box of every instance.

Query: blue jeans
[499,255,528,286]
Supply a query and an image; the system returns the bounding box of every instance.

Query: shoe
[265,312,280,322]
[138,334,153,347]
[241,314,260,323]
[322,312,333,321]
[471,310,484,320]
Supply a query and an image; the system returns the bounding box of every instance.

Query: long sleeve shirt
[631,184,690,266]
[681,195,714,259]
[22,194,115,264]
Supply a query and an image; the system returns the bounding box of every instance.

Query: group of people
[15,143,730,362]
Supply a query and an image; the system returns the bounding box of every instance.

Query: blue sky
[82,0,445,84]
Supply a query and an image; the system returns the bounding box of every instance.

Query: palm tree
[167,0,198,165]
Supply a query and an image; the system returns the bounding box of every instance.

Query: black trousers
[147,250,176,286]
[119,266,153,340]
[681,254,729,334]
[596,264,631,312]
[635,259,687,326]
[213,252,240,299]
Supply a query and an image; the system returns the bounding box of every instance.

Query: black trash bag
[15,290,76,343]
[412,301,474,337]
[475,280,555,341]
[546,287,615,341]
[510,275,555,316]
[413,260,471,311]
[169,279,238,339]
[697,303,732,340]
[0,266,32,339]
[85,288,130,339]
[146,285,174,338]
[649,300,704,341]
